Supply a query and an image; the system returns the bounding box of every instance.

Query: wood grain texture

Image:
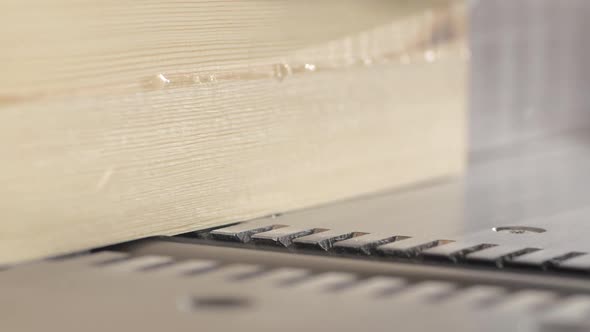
[0,0,467,264]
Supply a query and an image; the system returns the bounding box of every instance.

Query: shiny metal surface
[208,131,590,257]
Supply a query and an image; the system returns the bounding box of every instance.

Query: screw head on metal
[492,226,546,234]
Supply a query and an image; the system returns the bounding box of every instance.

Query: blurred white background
[470,0,590,151]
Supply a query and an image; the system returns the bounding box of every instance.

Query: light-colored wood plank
[0,0,467,264]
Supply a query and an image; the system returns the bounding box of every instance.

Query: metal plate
[3,250,590,332]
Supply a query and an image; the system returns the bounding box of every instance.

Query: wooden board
[0,0,467,264]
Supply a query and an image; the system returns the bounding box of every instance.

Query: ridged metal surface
[2,251,589,331]
[177,221,590,275]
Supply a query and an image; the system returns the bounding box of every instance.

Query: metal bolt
[492,226,546,234]
[177,295,253,312]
